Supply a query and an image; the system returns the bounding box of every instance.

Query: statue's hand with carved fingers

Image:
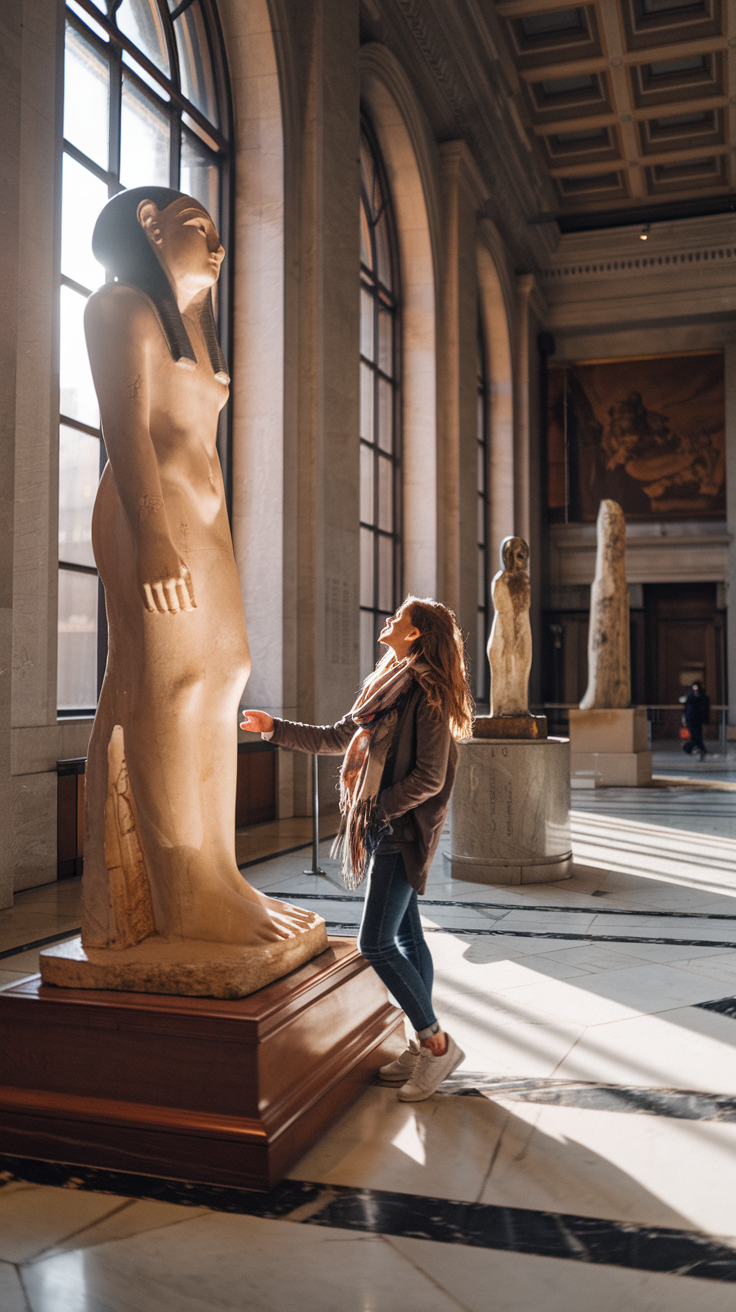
[136,536,196,614]
[136,494,196,614]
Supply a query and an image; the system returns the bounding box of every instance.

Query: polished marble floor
[2,781,736,1309]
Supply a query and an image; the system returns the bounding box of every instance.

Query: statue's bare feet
[258,892,315,929]
[152,853,321,945]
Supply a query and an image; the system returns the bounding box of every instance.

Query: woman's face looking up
[379,606,421,659]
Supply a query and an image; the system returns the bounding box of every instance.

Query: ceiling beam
[548,144,729,177]
[595,1,645,198]
[531,97,730,135]
[516,38,728,85]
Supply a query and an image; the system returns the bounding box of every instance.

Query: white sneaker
[397,1033,465,1102]
[378,1040,421,1084]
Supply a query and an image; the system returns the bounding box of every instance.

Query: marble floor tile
[538,944,654,972]
[0,938,77,974]
[500,962,736,1026]
[479,1101,736,1236]
[0,913,81,955]
[670,953,736,985]
[495,911,598,932]
[444,1017,586,1079]
[21,1212,467,1312]
[0,1261,28,1312]
[598,945,729,966]
[0,968,37,990]
[0,1182,133,1263]
[387,1236,736,1312]
[493,953,595,981]
[288,1084,503,1199]
[553,1006,736,1093]
[460,935,592,963]
[28,1198,212,1261]
[442,956,587,992]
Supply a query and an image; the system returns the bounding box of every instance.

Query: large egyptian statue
[80,187,322,977]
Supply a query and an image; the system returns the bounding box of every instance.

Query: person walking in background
[241,597,473,1102]
[683,681,710,762]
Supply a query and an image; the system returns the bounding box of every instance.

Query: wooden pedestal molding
[0,939,403,1191]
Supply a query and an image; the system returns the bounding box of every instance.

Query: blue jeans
[357,849,438,1036]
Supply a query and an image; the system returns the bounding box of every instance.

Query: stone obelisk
[570,499,651,787]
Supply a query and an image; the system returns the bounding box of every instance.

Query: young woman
[241,596,474,1101]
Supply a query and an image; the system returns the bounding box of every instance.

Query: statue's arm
[84,286,194,615]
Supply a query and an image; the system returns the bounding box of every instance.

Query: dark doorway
[644,584,725,740]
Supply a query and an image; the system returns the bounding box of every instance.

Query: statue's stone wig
[91,186,229,383]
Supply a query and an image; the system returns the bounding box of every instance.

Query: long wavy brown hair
[366,596,474,740]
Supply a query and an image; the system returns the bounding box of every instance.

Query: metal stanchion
[304,752,326,876]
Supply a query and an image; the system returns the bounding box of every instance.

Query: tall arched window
[58,0,231,715]
[359,118,402,681]
[477,311,490,703]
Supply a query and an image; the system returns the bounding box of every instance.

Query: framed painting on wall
[547,351,725,522]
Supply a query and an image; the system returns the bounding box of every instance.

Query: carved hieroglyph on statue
[41,188,326,998]
[579,499,631,710]
[488,537,532,717]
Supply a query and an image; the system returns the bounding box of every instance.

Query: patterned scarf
[332,657,420,889]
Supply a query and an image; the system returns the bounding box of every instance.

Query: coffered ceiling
[493,0,736,229]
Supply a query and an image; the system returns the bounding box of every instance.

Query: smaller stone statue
[487,536,532,718]
[580,499,630,710]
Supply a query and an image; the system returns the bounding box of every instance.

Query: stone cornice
[543,243,736,285]
[549,522,731,586]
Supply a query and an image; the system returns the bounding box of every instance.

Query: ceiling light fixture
[639,224,650,241]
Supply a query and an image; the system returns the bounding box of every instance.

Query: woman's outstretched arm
[240,709,356,755]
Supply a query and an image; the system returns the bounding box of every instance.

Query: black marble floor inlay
[269,891,736,922]
[440,1073,736,1122]
[697,995,736,1019]
[324,921,736,949]
[1,1154,734,1281]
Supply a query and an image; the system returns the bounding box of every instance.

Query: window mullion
[372,282,380,626]
[108,40,122,187]
[170,105,181,188]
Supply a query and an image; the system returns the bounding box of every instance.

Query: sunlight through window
[57,0,230,715]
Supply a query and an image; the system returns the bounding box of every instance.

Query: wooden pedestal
[0,939,403,1191]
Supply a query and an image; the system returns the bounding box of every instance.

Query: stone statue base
[474,715,547,740]
[569,708,652,789]
[447,737,572,885]
[0,939,403,1191]
[40,915,328,1000]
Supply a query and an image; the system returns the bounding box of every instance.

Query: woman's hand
[240,709,274,733]
[137,538,196,614]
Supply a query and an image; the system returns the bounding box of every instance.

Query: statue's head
[501,536,529,574]
[598,499,625,533]
[92,186,229,383]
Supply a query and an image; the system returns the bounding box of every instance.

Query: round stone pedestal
[448,737,572,885]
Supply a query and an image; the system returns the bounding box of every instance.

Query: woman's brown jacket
[269,682,456,895]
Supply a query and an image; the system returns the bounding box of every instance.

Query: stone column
[293,0,361,811]
[0,0,63,904]
[0,0,21,908]
[513,274,534,545]
[725,341,736,733]
[437,141,486,658]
